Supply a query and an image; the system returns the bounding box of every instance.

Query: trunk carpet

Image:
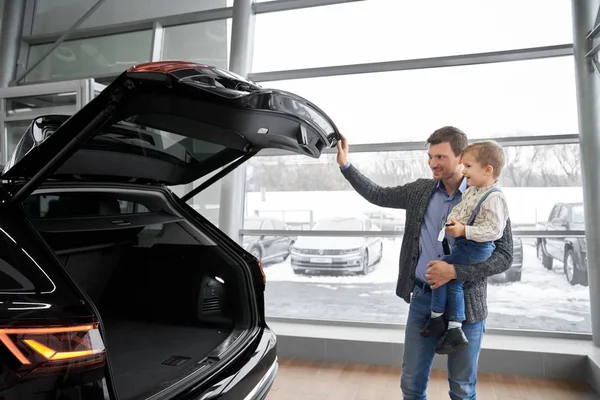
[103,319,231,399]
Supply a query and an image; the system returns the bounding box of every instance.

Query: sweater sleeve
[340,164,418,209]
[454,219,514,282]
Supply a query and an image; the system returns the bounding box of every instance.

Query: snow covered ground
[262,239,591,330]
[250,188,590,331]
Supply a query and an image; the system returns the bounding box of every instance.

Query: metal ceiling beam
[257,134,581,157]
[12,0,107,85]
[253,0,364,14]
[150,21,165,61]
[248,44,574,82]
[218,0,255,244]
[239,229,586,238]
[0,0,27,87]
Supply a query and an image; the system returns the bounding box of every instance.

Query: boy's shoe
[435,327,469,354]
[420,316,446,337]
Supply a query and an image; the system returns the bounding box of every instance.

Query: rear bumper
[195,326,278,400]
[244,358,278,400]
[290,251,363,272]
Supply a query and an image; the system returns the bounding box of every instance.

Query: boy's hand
[445,218,465,237]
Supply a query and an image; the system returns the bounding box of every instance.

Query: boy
[420,140,509,354]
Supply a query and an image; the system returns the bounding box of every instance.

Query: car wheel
[506,269,522,282]
[250,246,262,261]
[359,250,370,275]
[539,242,553,270]
[564,249,588,286]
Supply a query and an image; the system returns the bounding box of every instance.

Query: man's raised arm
[337,134,414,210]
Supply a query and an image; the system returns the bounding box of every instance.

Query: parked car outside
[363,209,406,232]
[488,237,524,283]
[243,217,294,264]
[0,61,340,399]
[536,202,587,286]
[290,215,383,275]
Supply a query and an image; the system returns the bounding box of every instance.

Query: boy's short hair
[462,140,505,178]
[426,126,468,157]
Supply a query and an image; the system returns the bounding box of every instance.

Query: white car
[290,215,383,275]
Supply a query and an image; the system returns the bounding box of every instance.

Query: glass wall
[252,0,573,71]
[163,19,232,70]
[32,0,231,35]
[259,57,578,143]
[245,1,588,334]
[26,31,153,82]
[244,142,590,333]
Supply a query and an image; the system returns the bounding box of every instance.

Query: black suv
[0,61,339,399]
[536,202,587,286]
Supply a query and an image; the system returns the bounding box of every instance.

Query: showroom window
[162,19,232,70]
[244,141,590,333]
[258,56,578,144]
[25,31,153,83]
[31,0,232,35]
[170,167,225,228]
[244,1,584,335]
[252,0,573,71]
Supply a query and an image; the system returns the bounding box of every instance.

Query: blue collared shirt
[415,178,468,282]
[341,162,467,282]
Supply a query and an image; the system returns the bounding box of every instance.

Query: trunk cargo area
[27,191,249,399]
[103,319,229,399]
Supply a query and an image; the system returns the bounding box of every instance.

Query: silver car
[290,215,383,275]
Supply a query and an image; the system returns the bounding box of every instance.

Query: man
[337,126,513,400]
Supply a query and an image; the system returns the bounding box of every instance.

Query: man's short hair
[426,126,468,157]
[463,140,505,178]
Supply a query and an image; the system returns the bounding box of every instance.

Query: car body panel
[243,217,293,263]
[2,61,340,189]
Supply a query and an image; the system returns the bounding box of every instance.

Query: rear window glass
[10,113,242,171]
[90,114,230,165]
[23,194,150,219]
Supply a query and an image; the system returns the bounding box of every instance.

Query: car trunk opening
[24,188,258,400]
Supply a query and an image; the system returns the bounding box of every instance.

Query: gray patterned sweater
[341,165,513,323]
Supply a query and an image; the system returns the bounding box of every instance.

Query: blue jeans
[401,282,486,399]
[431,237,495,322]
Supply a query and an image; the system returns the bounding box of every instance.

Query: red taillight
[0,323,105,375]
[257,260,266,285]
[127,61,212,74]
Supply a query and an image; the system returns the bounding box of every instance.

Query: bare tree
[552,144,582,185]
[501,147,539,187]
